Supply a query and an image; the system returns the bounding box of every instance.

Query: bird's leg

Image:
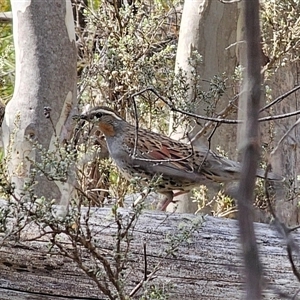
[157,191,188,211]
[157,191,174,211]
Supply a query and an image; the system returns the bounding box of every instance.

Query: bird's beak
[72,114,86,121]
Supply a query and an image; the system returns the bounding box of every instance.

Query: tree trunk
[168,0,238,213]
[1,0,77,207]
[268,63,300,226]
[0,207,299,299]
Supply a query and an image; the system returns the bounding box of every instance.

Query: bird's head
[73,106,125,137]
[75,106,123,123]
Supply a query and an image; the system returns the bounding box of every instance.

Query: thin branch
[143,242,147,281]
[237,1,263,299]
[259,110,300,122]
[260,85,300,112]
[129,242,159,297]
[0,11,12,23]
[270,118,300,157]
[131,97,140,158]
[130,90,195,164]
[131,87,300,125]
[191,95,238,143]
[132,87,238,124]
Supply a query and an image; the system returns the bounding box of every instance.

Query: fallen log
[0,208,298,299]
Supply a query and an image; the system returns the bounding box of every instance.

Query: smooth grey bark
[2,0,77,208]
[168,0,238,213]
[0,208,299,299]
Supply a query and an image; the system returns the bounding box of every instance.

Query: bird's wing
[124,128,284,183]
[126,128,284,184]
[198,153,241,182]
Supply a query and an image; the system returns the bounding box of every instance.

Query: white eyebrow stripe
[90,108,123,120]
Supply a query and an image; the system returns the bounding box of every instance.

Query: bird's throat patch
[99,122,115,136]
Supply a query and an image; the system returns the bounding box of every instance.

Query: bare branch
[260,85,300,112]
[259,110,300,122]
[271,118,300,157]
[237,1,263,299]
[0,11,12,23]
[132,87,300,125]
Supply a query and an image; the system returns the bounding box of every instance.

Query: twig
[198,123,219,171]
[131,87,300,124]
[264,162,300,295]
[273,219,300,285]
[0,12,12,23]
[191,95,239,143]
[129,242,159,297]
[260,85,300,112]
[263,163,276,219]
[270,118,300,157]
[130,92,194,164]
[258,110,300,122]
[143,242,147,281]
[131,97,140,158]
[131,87,238,124]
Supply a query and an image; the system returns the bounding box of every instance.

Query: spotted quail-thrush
[75,106,282,210]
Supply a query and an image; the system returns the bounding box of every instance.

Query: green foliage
[0,0,10,11]
[192,185,237,218]
[77,1,180,129]
[261,0,300,71]
[0,0,13,102]
[87,0,100,10]
[0,20,14,103]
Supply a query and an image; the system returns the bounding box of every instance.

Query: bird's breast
[98,122,115,137]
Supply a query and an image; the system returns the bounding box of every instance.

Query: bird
[74,106,283,210]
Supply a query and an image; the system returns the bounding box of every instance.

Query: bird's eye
[95,113,103,118]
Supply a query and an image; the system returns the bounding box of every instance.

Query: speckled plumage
[76,106,282,210]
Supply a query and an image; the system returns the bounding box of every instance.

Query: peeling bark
[2,0,77,207]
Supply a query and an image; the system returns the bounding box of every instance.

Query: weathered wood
[0,208,299,299]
